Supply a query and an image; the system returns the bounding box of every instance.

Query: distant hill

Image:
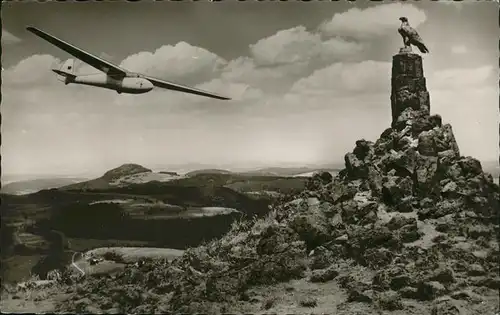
[61,164,156,190]
[240,166,341,177]
[185,169,234,177]
[59,163,310,195]
[1,178,87,195]
[101,164,152,181]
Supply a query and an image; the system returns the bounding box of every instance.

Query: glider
[26,26,230,100]
[398,17,429,54]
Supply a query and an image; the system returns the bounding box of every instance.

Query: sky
[2,0,499,177]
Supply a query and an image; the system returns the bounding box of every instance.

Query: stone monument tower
[390,51,430,127]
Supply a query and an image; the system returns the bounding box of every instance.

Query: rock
[298,297,318,308]
[327,244,346,258]
[400,286,419,299]
[415,154,439,196]
[353,139,374,161]
[466,225,491,239]
[257,225,300,256]
[472,276,500,290]
[387,215,416,230]
[345,152,368,179]
[362,248,394,269]
[317,171,333,184]
[247,240,307,286]
[398,223,423,243]
[334,234,348,243]
[450,289,484,303]
[458,157,482,177]
[375,128,397,154]
[85,305,103,314]
[410,114,440,135]
[308,246,334,270]
[467,264,486,276]
[382,175,413,205]
[307,171,334,191]
[376,290,404,311]
[330,182,358,204]
[428,265,455,284]
[367,165,384,195]
[395,196,417,213]
[390,275,412,291]
[309,266,339,283]
[348,288,374,303]
[74,298,93,311]
[431,299,465,315]
[418,130,438,156]
[416,281,447,301]
[289,210,331,249]
[341,198,378,224]
[348,225,400,253]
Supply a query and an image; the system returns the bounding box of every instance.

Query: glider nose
[141,79,154,91]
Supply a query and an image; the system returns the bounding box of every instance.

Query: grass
[67,238,155,253]
[2,255,43,284]
[1,238,156,285]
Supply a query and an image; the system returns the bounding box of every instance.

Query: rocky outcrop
[48,53,499,314]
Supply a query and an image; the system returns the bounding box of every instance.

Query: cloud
[119,42,227,85]
[437,0,479,9]
[451,45,467,54]
[220,26,365,95]
[2,29,22,45]
[290,60,391,96]
[3,54,61,87]
[319,3,427,39]
[249,26,364,67]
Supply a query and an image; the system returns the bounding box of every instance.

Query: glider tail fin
[52,59,76,83]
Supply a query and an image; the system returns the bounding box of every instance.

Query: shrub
[102,251,126,263]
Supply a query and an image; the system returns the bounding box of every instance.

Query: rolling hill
[0,163,311,284]
[1,177,87,195]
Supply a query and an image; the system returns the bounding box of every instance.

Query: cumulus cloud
[119,42,227,85]
[319,3,427,39]
[220,26,365,95]
[3,54,61,86]
[438,0,479,9]
[290,60,391,96]
[249,26,364,67]
[2,29,22,45]
[451,44,467,54]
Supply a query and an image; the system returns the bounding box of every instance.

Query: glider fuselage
[66,73,154,94]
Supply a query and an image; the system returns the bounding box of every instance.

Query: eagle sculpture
[398,17,429,53]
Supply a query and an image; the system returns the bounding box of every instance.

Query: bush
[102,251,126,263]
[31,254,67,280]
